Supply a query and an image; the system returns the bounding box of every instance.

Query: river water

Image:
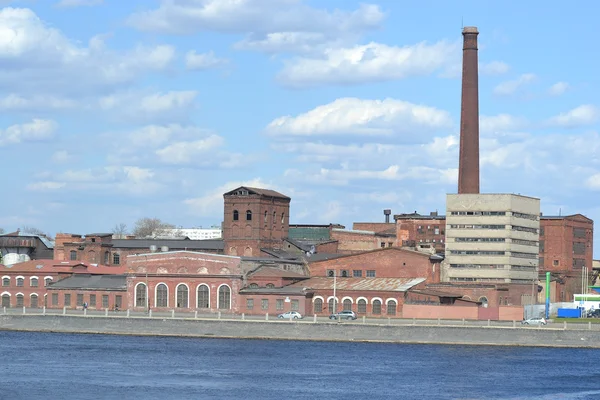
[1,331,599,400]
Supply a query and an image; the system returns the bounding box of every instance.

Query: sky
[0,0,599,256]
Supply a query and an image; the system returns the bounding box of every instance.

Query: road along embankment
[1,315,599,348]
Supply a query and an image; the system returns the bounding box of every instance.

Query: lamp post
[333,270,337,314]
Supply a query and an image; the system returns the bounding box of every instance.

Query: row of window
[47,292,121,309]
[449,264,537,270]
[69,250,121,264]
[247,298,299,311]
[1,293,40,308]
[326,269,376,278]
[313,297,398,315]
[232,210,285,224]
[449,211,539,221]
[2,276,52,288]
[450,250,539,258]
[450,224,505,230]
[134,283,232,309]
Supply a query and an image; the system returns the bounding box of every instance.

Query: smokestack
[384,209,391,223]
[458,26,480,194]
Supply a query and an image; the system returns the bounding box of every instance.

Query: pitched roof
[307,246,434,264]
[47,274,127,290]
[248,266,307,278]
[224,186,290,200]
[287,277,426,292]
[0,259,126,274]
[110,238,224,250]
[0,231,55,249]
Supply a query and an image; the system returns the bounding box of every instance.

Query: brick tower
[458,26,480,194]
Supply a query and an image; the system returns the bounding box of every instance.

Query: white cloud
[127,0,384,44]
[125,124,210,148]
[26,181,66,191]
[185,50,229,70]
[479,61,510,75]
[492,73,536,96]
[51,150,72,164]
[0,8,175,96]
[234,31,336,54]
[548,81,570,96]
[156,135,226,164]
[0,94,77,112]
[55,0,103,7]
[278,41,459,87]
[98,91,198,121]
[547,105,599,128]
[266,97,453,138]
[0,119,57,146]
[586,173,600,190]
[480,114,528,134]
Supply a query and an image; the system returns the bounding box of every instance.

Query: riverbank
[1,314,599,348]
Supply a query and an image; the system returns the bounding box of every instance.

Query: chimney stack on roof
[458,26,480,194]
[383,209,392,223]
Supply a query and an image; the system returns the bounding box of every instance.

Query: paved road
[2,307,599,331]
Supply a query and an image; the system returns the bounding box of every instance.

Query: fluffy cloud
[479,61,510,75]
[26,181,66,191]
[492,73,536,96]
[480,114,528,134]
[586,173,600,190]
[266,97,453,138]
[0,8,174,96]
[98,91,198,122]
[156,135,225,164]
[185,50,229,70]
[0,119,57,146]
[0,94,77,112]
[548,81,570,96]
[547,105,599,128]
[277,41,459,87]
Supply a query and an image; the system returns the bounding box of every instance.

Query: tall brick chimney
[458,26,480,194]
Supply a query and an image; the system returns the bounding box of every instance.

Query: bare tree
[132,218,176,238]
[112,223,128,239]
[20,226,50,237]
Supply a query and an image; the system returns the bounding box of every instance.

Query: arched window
[357,299,367,314]
[16,277,24,287]
[197,285,209,308]
[44,277,53,287]
[341,270,348,278]
[104,251,110,265]
[30,277,38,287]
[328,298,337,313]
[16,294,24,307]
[264,211,267,223]
[281,212,285,224]
[70,250,77,260]
[113,253,120,265]
[249,283,259,289]
[272,211,276,225]
[1,294,10,307]
[218,285,231,309]
[479,296,489,307]
[156,284,168,307]
[233,210,239,221]
[266,283,275,289]
[314,298,323,313]
[343,299,352,311]
[198,285,210,308]
[246,210,252,221]
[387,300,397,315]
[176,284,188,308]
[135,283,147,308]
[372,299,382,314]
[30,294,38,308]
[2,277,9,287]
[327,270,334,277]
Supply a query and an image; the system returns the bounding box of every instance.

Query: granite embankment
[1,315,599,348]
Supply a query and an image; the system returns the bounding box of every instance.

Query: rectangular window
[246,298,254,310]
[573,242,586,255]
[387,242,392,247]
[52,293,58,306]
[90,294,96,307]
[291,300,299,311]
[353,270,362,278]
[573,228,586,238]
[64,294,71,307]
[380,242,385,248]
[102,295,109,308]
[31,278,38,287]
[326,269,334,277]
[77,294,84,306]
[366,270,376,278]
[2,278,8,287]
[276,299,284,310]
[434,228,440,235]
[113,253,120,265]
[115,295,122,308]
[261,299,268,310]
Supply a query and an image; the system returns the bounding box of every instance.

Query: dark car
[329,310,357,320]
[587,309,600,318]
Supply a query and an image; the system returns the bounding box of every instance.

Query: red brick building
[394,212,446,252]
[222,186,291,257]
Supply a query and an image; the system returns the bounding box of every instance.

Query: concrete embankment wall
[1,315,599,348]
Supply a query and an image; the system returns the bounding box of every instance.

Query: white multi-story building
[154,227,222,240]
[443,194,540,284]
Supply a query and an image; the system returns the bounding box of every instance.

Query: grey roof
[0,231,55,249]
[111,238,224,250]
[85,233,113,237]
[303,253,345,262]
[239,286,309,295]
[224,186,290,200]
[48,275,127,291]
[241,256,304,264]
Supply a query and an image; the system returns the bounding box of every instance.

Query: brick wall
[353,222,395,233]
[330,230,379,254]
[540,215,593,273]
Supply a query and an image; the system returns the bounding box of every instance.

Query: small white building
[153,227,222,240]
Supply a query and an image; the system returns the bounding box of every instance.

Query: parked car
[521,317,547,326]
[329,310,357,320]
[277,311,303,319]
[587,309,600,318]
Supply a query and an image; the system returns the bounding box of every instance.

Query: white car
[521,317,547,326]
[277,311,303,319]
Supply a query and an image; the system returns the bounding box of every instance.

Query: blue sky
[0,0,599,256]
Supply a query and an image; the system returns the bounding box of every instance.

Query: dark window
[1,294,10,307]
[387,301,397,315]
[573,259,586,269]
[573,242,586,255]
[30,278,38,287]
[113,253,120,265]
[328,298,337,313]
[264,211,267,223]
[291,300,299,311]
[372,299,382,314]
[176,285,188,308]
[77,294,84,306]
[261,299,268,310]
[380,242,385,248]
[30,294,38,308]
[249,283,259,289]
[272,211,276,225]
[64,294,71,307]
[353,270,362,278]
[70,250,77,260]
[16,277,23,287]
[313,298,323,313]
[366,270,376,278]
[45,277,52,287]
[539,241,544,252]
[2,277,9,287]
[246,299,254,309]
[136,284,147,308]
[156,284,168,307]
[52,293,58,306]
[266,283,275,288]
[573,228,586,238]
[104,251,110,265]
[540,227,545,236]
[91,238,96,243]
[90,294,96,307]
[539,257,544,268]
[357,299,367,313]
[341,270,348,278]
[102,295,109,308]
[197,285,209,308]
[218,285,231,309]
[16,294,24,307]
[343,299,352,311]
[233,210,239,221]
[276,299,283,310]
[327,270,334,277]
[115,295,122,308]
[246,210,252,221]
